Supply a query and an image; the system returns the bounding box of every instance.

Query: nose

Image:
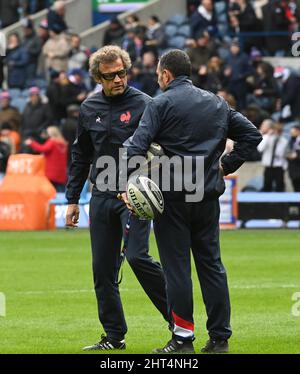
[114,74,122,83]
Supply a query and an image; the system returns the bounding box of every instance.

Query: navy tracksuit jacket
[123,76,262,341]
[66,86,168,340]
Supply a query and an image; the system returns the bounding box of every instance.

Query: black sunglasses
[99,69,127,81]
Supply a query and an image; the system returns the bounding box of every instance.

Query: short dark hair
[159,50,191,78]
[150,15,160,23]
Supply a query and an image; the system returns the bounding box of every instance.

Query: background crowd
[0,0,300,192]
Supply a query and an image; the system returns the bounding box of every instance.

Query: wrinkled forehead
[99,57,125,74]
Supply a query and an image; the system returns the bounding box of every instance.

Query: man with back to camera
[65,45,168,351]
[120,50,262,353]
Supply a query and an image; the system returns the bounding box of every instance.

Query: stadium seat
[164,24,178,38]
[50,180,90,206]
[167,35,187,49]
[25,78,48,89]
[21,88,31,98]
[11,97,27,113]
[168,14,188,27]
[8,89,22,99]
[177,24,191,38]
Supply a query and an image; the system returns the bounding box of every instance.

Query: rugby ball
[146,142,164,161]
[126,175,164,220]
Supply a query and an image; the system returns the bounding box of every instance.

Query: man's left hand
[117,192,135,213]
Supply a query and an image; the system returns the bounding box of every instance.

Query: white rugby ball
[126,175,164,220]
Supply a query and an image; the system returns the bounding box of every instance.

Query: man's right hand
[66,204,80,228]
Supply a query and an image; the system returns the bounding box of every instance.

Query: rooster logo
[120,111,131,124]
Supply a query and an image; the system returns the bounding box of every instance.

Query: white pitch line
[231,284,300,289]
[16,288,133,295]
[14,284,300,295]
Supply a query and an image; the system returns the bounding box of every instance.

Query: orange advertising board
[0,154,56,231]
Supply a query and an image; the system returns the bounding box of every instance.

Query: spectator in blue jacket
[224,39,253,110]
[190,0,218,38]
[47,0,67,34]
[5,33,28,89]
[21,18,43,82]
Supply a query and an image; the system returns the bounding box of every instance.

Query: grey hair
[53,1,65,10]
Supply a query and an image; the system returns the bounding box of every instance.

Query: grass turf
[0,229,300,354]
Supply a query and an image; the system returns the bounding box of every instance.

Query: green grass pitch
[0,229,300,354]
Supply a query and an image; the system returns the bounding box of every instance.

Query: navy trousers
[154,199,232,341]
[89,195,168,340]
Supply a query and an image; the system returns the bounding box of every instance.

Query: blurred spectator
[43,30,70,76]
[258,122,288,191]
[280,69,300,122]
[67,68,88,96]
[140,51,159,96]
[196,55,224,93]
[0,91,21,131]
[46,70,64,123]
[25,125,68,191]
[189,0,217,38]
[128,52,159,96]
[122,26,148,63]
[0,0,20,28]
[5,33,28,89]
[247,61,279,114]
[47,0,67,34]
[68,34,88,71]
[23,0,52,15]
[122,27,139,62]
[260,118,274,134]
[217,88,237,109]
[187,30,216,86]
[249,47,263,69]
[0,139,11,179]
[124,14,141,30]
[145,15,166,55]
[244,104,269,130]
[228,0,262,53]
[36,19,50,78]
[253,0,269,20]
[0,57,4,89]
[187,0,199,17]
[262,0,292,56]
[224,39,252,110]
[286,124,300,191]
[0,122,21,153]
[61,104,80,165]
[21,18,43,82]
[103,17,125,47]
[37,19,50,44]
[127,62,143,91]
[21,86,53,138]
[46,71,86,122]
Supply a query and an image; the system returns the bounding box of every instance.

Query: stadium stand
[1,0,300,229]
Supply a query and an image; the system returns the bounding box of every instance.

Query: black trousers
[263,167,285,192]
[154,199,232,341]
[292,178,300,192]
[89,195,168,341]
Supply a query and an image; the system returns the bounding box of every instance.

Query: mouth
[113,85,124,90]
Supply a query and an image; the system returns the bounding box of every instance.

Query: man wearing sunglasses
[65,45,168,350]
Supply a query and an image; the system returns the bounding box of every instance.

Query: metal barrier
[2,0,92,36]
[80,0,186,49]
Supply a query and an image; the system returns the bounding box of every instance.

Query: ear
[94,76,102,85]
[165,69,174,83]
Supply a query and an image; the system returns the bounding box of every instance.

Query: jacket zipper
[107,101,112,139]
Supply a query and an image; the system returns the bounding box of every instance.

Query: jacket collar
[165,76,193,91]
[102,85,131,102]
